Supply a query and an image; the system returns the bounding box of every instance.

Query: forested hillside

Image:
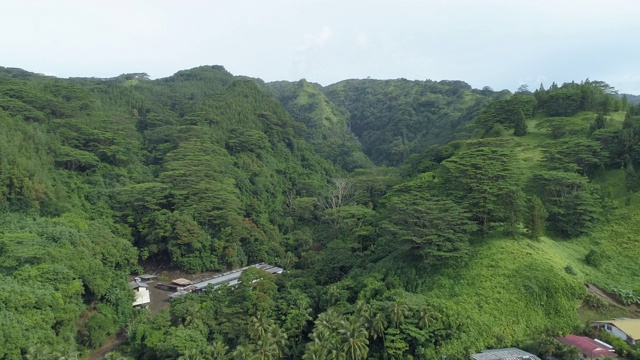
[268,80,372,171]
[2,66,640,360]
[320,79,508,166]
[0,65,339,357]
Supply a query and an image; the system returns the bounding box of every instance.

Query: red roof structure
[557,335,615,358]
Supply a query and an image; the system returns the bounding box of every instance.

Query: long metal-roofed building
[471,348,541,360]
[170,263,283,298]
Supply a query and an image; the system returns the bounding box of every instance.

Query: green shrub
[585,250,606,268]
[565,265,577,275]
[610,288,640,306]
[583,294,607,310]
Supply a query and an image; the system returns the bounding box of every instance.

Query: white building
[129,278,151,308]
[594,318,640,345]
[471,348,540,360]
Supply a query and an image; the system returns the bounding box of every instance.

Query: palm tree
[338,317,369,360]
[310,287,324,314]
[355,300,372,338]
[315,309,341,334]
[268,326,288,357]
[255,337,278,360]
[326,347,347,360]
[302,342,324,360]
[249,314,274,341]
[310,328,333,347]
[290,300,313,336]
[355,300,371,320]
[325,285,342,307]
[305,328,338,360]
[389,301,409,329]
[369,312,387,340]
[369,311,388,358]
[417,306,433,330]
[281,251,297,269]
[232,344,256,360]
[178,349,204,360]
[209,339,229,360]
[25,345,52,360]
[51,348,79,360]
[284,341,306,360]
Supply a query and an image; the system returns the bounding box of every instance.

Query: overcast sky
[2,0,640,93]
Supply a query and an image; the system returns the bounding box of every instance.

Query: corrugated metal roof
[471,348,540,360]
[557,335,615,357]
[171,278,192,286]
[133,288,150,306]
[129,280,149,288]
[594,319,640,340]
[138,274,157,281]
[167,263,284,299]
[193,263,283,290]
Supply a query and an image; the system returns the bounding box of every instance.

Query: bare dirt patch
[584,282,640,316]
[138,261,223,314]
[585,283,623,307]
[84,333,125,360]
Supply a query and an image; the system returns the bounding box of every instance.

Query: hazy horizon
[2,0,640,94]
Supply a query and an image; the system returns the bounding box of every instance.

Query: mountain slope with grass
[329,102,638,357]
[2,67,640,359]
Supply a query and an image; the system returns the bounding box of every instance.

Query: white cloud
[297,26,333,52]
[294,26,333,79]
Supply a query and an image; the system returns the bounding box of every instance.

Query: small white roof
[133,288,150,307]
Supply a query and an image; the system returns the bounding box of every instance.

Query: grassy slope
[393,111,639,354]
[421,237,585,353]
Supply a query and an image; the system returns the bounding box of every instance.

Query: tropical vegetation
[0,65,639,359]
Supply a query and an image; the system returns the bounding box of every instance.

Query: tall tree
[513,110,528,136]
[525,196,548,240]
[438,146,521,232]
[389,302,409,330]
[381,172,477,264]
[503,187,524,237]
[531,171,602,237]
[542,137,607,178]
[338,317,369,360]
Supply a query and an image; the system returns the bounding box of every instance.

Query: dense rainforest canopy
[1,65,640,360]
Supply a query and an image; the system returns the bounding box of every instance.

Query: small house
[129,278,151,308]
[471,348,540,360]
[594,319,640,345]
[557,334,615,359]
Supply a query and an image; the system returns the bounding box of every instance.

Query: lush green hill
[0,65,340,356]
[311,105,640,358]
[2,67,639,360]
[321,78,507,165]
[268,79,372,171]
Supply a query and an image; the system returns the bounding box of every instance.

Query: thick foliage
[1,67,637,360]
[322,78,503,165]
